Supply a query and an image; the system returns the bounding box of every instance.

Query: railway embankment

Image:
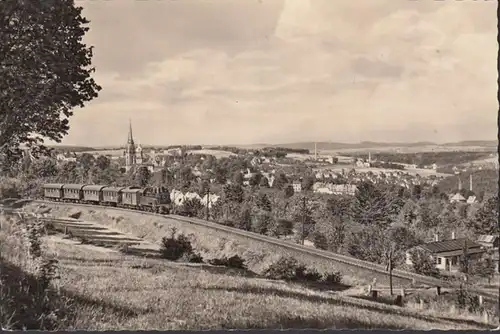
[22,201,418,287]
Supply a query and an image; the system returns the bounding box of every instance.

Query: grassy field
[188,149,237,158]
[2,211,497,330]
[29,235,500,329]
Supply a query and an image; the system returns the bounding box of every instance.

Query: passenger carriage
[43,184,64,201]
[62,184,85,202]
[120,187,142,208]
[82,185,106,203]
[101,186,125,206]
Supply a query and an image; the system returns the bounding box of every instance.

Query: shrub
[456,287,482,313]
[1,217,62,330]
[208,255,246,270]
[295,265,322,281]
[322,271,343,285]
[263,256,300,281]
[159,228,194,261]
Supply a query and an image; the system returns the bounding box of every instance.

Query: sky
[60,0,498,147]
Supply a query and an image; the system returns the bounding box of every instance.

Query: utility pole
[205,188,210,221]
[388,248,394,296]
[301,196,307,245]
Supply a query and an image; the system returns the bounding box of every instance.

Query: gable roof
[419,238,482,254]
[477,235,499,243]
[450,193,466,201]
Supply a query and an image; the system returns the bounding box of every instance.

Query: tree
[273,172,288,190]
[471,256,496,284]
[472,195,498,235]
[258,175,269,188]
[268,219,294,238]
[283,184,294,199]
[135,166,151,187]
[236,205,252,231]
[0,0,101,165]
[232,171,244,186]
[249,172,262,187]
[76,153,95,171]
[95,155,110,170]
[409,248,439,277]
[291,196,315,245]
[178,197,203,218]
[301,176,315,191]
[350,181,399,227]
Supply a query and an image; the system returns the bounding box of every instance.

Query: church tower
[125,120,136,172]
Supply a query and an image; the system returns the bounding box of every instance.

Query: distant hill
[51,140,497,153]
[441,140,497,147]
[237,141,496,151]
[49,145,96,152]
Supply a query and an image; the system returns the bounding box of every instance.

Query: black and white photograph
[0,0,498,331]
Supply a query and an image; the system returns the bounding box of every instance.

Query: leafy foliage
[159,228,194,261]
[409,248,439,277]
[0,0,101,165]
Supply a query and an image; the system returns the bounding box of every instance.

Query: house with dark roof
[406,234,486,272]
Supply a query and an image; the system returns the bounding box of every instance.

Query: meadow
[1,213,495,330]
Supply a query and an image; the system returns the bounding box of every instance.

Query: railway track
[2,198,499,301]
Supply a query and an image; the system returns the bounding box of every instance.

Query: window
[437,257,442,265]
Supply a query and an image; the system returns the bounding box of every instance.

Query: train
[42,183,172,214]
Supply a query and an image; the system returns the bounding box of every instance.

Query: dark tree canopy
[0,0,101,164]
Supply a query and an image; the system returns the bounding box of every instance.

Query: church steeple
[127,119,135,145]
[125,119,137,172]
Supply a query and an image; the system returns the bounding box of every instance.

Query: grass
[1,211,497,330]
[36,236,497,330]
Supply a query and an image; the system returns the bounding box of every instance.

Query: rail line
[3,198,499,300]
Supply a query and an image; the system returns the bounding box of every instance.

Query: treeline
[370,161,405,170]
[437,169,498,197]
[170,179,498,279]
[350,151,492,167]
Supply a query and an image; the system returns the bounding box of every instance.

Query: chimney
[434,234,439,242]
[458,177,462,191]
[452,232,456,240]
[469,174,473,192]
[314,142,318,161]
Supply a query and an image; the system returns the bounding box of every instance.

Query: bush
[159,228,194,261]
[295,265,322,281]
[208,255,246,269]
[264,256,301,281]
[456,287,482,313]
[322,271,343,285]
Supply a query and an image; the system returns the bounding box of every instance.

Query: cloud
[61,0,497,146]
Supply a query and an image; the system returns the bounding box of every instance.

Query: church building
[124,120,150,172]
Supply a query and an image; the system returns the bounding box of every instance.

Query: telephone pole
[301,196,307,245]
[388,248,394,296]
[205,188,210,221]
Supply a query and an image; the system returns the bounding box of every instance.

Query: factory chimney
[458,177,462,191]
[469,174,473,192]
[314,142,317,160]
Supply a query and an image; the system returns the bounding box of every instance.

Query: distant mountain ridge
[49,140,497,152]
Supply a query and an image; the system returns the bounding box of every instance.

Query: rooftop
[419,238,482,254]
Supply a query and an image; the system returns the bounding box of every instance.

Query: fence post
[400,288,405,297]
[371,290,378,300]
[478,295,483,306]
[436,286,441,296]
[419,299,424,310]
